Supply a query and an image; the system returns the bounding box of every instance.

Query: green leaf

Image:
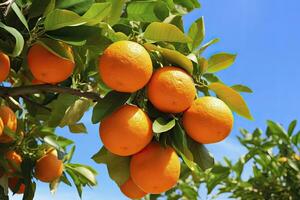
[60,98,91,127]
[292,131,300,145]
[231,84,253,93]
[66,169,82,197]
[188,17,205,51]
[0,22,24,56]
[211,165,230,174]
[208,82,253,120]
[198,57,208,75]
[92,147,130,185]
[11,3,30,32]
[44,3,112,30]
[106,0,125,25]
[144,43,193,74]
[153,118,176,134]
[288,120,297,136]
[56,0,94,15]
[197,38,219,55]
[144,22,192,43]
[46,25,102,46]
[206,171,230,194]
[171,122,199,173]
[267,120,289,141]
[127,1,169,22]
[187,138,214,171]
[36,38,74,61]
[67,165,97,185]
[99,23,128,42]
[44,135,74,151]
[64,145,76,163]
[44,9,86,31]
[207,53,236,73]
[64,163,97,198]
[44,0,56,16]
[47,94,79,127]
[174,0,201,12]
[81,3,112,25]
[69,123,87,134]
[203,73,222,83]
[60,172,72,186]
[287,159,299,171]
[92,91,131,124]
[28,0,52,18]
[232,158,245,178]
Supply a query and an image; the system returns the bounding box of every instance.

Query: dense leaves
[154,120,300,200]
[0,0,253,199]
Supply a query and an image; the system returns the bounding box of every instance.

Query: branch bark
[0,84,102,101]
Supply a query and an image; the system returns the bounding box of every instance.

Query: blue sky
[11,0,300,199]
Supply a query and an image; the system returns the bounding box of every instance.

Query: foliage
[0,0,253,199]
[154,120,300,200]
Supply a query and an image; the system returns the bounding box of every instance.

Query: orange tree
[0,0,252,199]
[154,120,300,200]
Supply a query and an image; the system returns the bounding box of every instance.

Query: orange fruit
[31,78,44,85]
[27,43,75,84]
[0,117,3,137]
[35,149,63,182]
[8,177,25,194]
[147,66,196,113]
[100,105,153,156]
[130,142,180,194]
[0,52,10,82]
[5,150,22,175]
[183,97,234,144]
[120,177,147,199]
[98,41,153,92]
[0,106,17,143]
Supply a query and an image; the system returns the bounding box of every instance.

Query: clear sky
[11,0,300,199]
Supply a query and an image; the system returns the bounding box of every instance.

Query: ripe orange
[0,52,10,82]
[27,43,75,84]
[100,104,153,156]
[183,97,234,144]
[5,150,22,175]
[31,78,44,85]
[35,149,63,182]
[147,66,196,113]
[0,118,3,137]
[8,177,25,194]
[0,106,17,143]
[98,41,153,92]
[130,142,180,194]
[120,177,147,199]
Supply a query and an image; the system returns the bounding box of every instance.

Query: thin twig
[4,96,22,110]
[0,0,14,16]
[0,0,12,6]
[21,95,51,111]
[0,84,102,101]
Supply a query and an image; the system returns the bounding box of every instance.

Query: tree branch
[0,0,14,16]
[0,84,102,101]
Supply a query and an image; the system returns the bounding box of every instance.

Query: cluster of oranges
[0,106,63,194]
[1,39,234,198]
[97,41,234,198]
[1,45,71,195]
